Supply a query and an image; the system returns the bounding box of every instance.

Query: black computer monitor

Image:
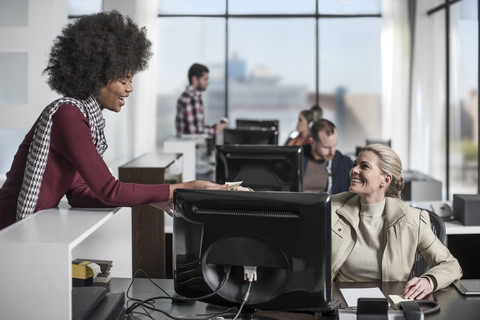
[366,139,391,147]
[173,189,333,319]
[216,145,304,192]
[236,119,279,131]
[223,128,279,145]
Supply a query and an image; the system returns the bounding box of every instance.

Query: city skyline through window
[155,1,383,154]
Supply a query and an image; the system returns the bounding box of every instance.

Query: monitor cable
[415,300,441,314]
[125,267,233,320]
[172,265,232,302]
[231,266,257,320]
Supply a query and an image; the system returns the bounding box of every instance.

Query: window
[67,0,102,16]
[228,18,315,144]
[319,18,382,153]
[159,0,225,14]
[156,0,382,152]
[155,18,225,144]
[0,0,28,26]
[0,53,28,103]
[449,0,478,196]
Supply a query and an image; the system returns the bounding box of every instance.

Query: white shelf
[0,205,120,320]
[444,220,480,235]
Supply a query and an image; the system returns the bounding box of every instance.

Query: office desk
[109,278,480,320]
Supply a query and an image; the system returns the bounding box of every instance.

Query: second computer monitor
[216,145,304,192]
[236,119,279,131]
[223,128,279,145]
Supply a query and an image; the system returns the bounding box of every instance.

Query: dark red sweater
[0,103,170,230]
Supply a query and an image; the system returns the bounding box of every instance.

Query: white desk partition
[163,134,211,182]
[0,204,124,320]
[163,137,196,182]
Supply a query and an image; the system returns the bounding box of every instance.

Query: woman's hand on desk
[183,180,252,191]
[169,180,253,199]
[192,180,227,190]
[169,180,224,197]
[229,186,253,191]
[403,277,433,300]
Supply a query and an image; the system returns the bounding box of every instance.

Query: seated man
[303,119,352,194]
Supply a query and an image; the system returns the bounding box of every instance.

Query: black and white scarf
[16,96,108,221]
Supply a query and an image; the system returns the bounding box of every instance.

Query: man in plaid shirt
[175,63,227,136]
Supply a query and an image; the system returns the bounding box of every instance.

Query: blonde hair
[360,144,404,199]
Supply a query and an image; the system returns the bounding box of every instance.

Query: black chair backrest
[408,208,446,279]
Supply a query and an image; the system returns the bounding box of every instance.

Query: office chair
[408,208,447,279]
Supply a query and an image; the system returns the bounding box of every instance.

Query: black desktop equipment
[172,189,334,319]
[401,170,442,201]
[236,119,279,131]
[366,139,392,147]
[215,145,304,192]
[223,128,279,145]
[356,139,392,155]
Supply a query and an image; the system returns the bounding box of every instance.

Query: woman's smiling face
[96,73,133,112]
[349,150,391,203]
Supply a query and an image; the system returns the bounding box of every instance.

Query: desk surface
[444,219,480,234]
[108,278,480,320]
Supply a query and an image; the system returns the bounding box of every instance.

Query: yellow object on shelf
[72,261,94,279]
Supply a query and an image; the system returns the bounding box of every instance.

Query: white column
[102,0,159,171]
[381,0,411,167]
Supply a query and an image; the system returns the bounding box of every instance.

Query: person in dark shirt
[0,11,231,231]
[303,118,352,194]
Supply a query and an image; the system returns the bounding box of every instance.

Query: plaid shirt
[175,86,215,136]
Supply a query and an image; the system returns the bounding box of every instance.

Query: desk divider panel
[119,153,181,279]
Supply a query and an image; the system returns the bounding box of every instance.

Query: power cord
[415,300,441,314]
[231,266,257,320]
[173,265,232,302]
[125,268,233,320]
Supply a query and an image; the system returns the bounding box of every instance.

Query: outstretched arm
[169,180,226,199]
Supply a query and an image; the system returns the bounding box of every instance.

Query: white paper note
[340,287,388,307]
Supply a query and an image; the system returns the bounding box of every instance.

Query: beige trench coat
[331,192,462,291]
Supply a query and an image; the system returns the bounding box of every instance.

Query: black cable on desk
[416,299,441,314]
[231,281,253,320]
[125,268,233,320]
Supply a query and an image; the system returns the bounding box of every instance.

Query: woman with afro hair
[0,11,229,230]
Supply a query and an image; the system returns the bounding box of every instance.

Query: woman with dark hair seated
[331,144,462,299]
[285,109,314,146]
[0,11,228,230]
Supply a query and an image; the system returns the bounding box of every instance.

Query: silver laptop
[453,279,480,295]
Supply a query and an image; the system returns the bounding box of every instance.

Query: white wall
[0,0,160,176]
[102,0,160,173]
[0,0,66,129]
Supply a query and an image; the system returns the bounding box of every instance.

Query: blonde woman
[331,144,462,299]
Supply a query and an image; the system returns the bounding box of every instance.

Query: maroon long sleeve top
[0,103,170,230]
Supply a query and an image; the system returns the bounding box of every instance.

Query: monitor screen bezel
[215,144,304,192]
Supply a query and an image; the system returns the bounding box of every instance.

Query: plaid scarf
[16,96,107,221]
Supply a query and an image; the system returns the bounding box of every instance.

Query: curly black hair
[44,10,152,99]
